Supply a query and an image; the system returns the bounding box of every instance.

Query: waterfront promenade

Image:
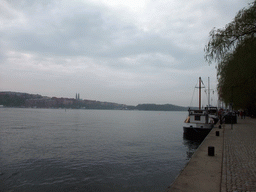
[221,117,256,191]
[166,117,256,192]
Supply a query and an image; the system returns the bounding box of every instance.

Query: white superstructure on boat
[183,77,216,138]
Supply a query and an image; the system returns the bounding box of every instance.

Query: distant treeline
[0,92,42,107]
[130,104,187,111]
[0,92,188,111]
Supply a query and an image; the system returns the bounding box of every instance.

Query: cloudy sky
[0,0,252,106]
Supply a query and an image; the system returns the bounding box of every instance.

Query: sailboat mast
[208,77,210,107]
[199,77,201,110]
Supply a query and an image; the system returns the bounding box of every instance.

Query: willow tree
[205,1,256,115]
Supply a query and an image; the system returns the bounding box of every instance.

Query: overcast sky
[0,0,252,106]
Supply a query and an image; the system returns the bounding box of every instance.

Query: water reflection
[183,133,205,159]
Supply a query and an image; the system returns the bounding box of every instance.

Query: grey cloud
[1,0,248,105]
[1,0,189,62]
[3,7,108,55]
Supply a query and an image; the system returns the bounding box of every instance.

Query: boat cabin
[187,108,209,124]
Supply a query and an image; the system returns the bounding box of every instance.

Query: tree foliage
[205,1,256,63]
[217,37,256,112]
[205,1,256,115]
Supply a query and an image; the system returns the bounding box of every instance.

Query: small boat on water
[183,77,217,138]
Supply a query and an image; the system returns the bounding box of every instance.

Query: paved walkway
[166,117,256,192]
[221,117,256,192]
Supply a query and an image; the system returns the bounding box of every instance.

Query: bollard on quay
[208,146,215,156]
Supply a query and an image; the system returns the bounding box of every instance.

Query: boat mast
[208,77,210,107]
[199,77,201,110]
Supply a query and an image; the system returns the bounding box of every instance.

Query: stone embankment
[166,118,256,192]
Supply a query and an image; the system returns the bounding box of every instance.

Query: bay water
[0,108,201,192]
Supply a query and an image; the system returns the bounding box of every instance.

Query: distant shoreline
[0,105,188,112]
[0,91,188,111]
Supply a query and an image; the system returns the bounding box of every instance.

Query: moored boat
[183,107,215,138]
[207,106,219,124]
[183,77,216,139]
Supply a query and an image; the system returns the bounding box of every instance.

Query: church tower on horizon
[75,93,80,100]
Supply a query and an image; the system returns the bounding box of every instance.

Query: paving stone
[221,118,256,192]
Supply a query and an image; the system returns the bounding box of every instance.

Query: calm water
[0,108,201,192]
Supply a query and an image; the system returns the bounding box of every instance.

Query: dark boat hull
[183,127,212,140]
